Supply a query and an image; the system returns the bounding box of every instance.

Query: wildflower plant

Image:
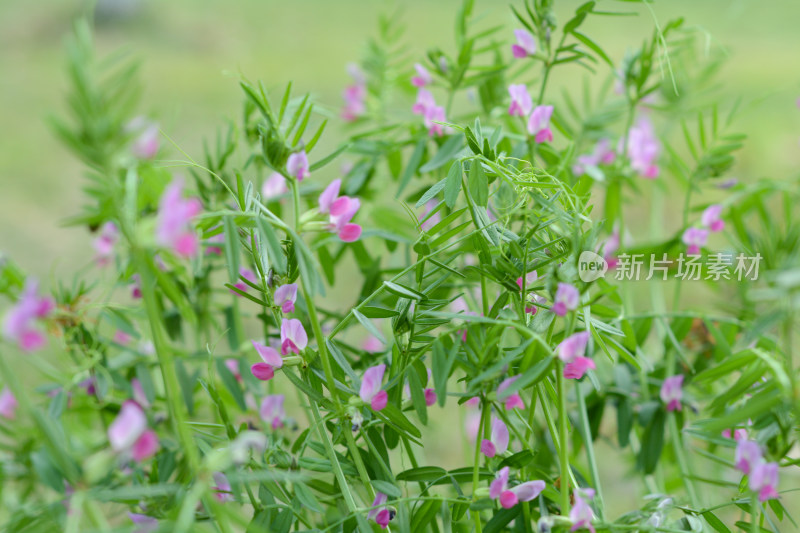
[1,2,800,533]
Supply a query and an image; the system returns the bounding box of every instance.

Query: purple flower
[511,29,537,58]
[508,84,532,117]
[573,139,616,176]
[527,105,554,143]
[362,336,383,353]
[480,417,509,458]
[412,63,432,87]
[360,364,388,411]
[260,394,286,429]
[424,104,447,137]
[108,400,159,462]
[682,227,708,255]
[342,64,367,121]
[660,375,684,412]
[750,460,779,502]
[129,513,159,533]
[126,117,160,159]
[287,151,310,181]
[497,376,524,410]
[419,199,442,231]
[625,117,660,178]
[274,283,298,313]
[93,222,119,265]
[735,439,763,475]
[570,488,596,532]
[2,278,54,352]
[558,332,594,380]
[251,340,284,381]
[701,204,725,232]
[0,387,17,419]
[490,467,545,509]
[280,318,308,355]
[412,89,436,116]
[553,282,579,316]
[155,178,202,258]
[368,492,393,529]
[563,357,596,380]
[212,472,233,502]
[231,267,257,295]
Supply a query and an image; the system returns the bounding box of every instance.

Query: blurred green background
[1,0,799,523]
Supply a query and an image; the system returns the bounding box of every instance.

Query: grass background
[1,0,799,526]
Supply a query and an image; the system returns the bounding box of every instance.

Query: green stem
[575,383,604,519]
[668,412,700,508]
[472,401,489,533]
[309,401,358,513]
[556,363,570,516]
[750,494,759,533]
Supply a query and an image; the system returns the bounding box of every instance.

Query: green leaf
[407,366,428,425]
[415,178,447,209]
[702,511,732,533]
[396,466,447,482]
[411,499,441,531]
[467,160,488,207]
[216,358,246,411]
[353,309,386,343]
[419,134,464,173]
[378,403,422,439]
[397,138,427,196]
[309,143,350,172]
[383,281,426,301]
[372,480,401,498]
[359,306,399,318]
[255,217,286,275]
[294,482,323,513]
[444,160,463,208]
[638,408,665,474]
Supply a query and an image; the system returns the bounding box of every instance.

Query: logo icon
[578,251,608,282]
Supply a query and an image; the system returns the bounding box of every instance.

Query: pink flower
[412,89,436,115]
[131,378,149,408]
[490,467,545,509]
[701,204,724,232]
[599,227,621,269]
[212,472,233,502]
[516,270,537,290]
[93,222,119,264]
[360,364,388,411]
[570,488,596,533]
[342,63,367,121]
[424,387,437,406]
[129,513,159,533]
[231,267,258,295]
[274,283,298,313]
[2,278,54,352]
[107,400,158,462]
[419,199,442,231]
[735,439,763,475]
[280,318,308,355]
[553,282,579,316]
[287,151,310,181]
[363,336,383,353]
[497,376,524,410]
[511,29,537,58]
[750,461,779,502]
[722,428,748,440]
[251,340,284,381]
[368,492,393,529]
[130,274,142,299]
[558,331,590,363]
[424,104,447,137]
[113,330,132,345]
[527,105,554,143]
[682,227,708,255]
[563,357,596,380]
[0,387,17,419]
[660,375,684,411]
[262,172,288,200]
[318,179,362,242]
[225,359,242,381]
[480,417,509,458]
[155,178,202,258]
[573,139,616,176]
[412,63,432,87]
[260,394,286,429]
[625,118,660,178]
[508,84,532,117]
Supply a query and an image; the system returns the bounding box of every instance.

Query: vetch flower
[130,274,142,299]
[155,178,202,258]
[625,117,660,178]
[342,63,367,121]
[424,104,447,137]
[570,488,596,533]
[527,105,554,143]
[682,227,708,255]
[2,278,54,352]
[286,151,310,181]
[412,88,436,116]
[563,356,596,380]
[508,84,532,117]
[368,492,394,529]
[660,375,684,412]
[553,282,579,316]
[489,467,545,509]
[573,139,616,177]
[511,29,536,58]
[412,63,432,87]
[274,283,298,313]
[701,204,725,232]
[516,270,537,290]
[480,417,509,458]
[497,376,524,410]
[0,387,17,419]
[722,428,748,440]
[93,222,118,264]
[212,472,233,502]
[107,400,159,462]
[262,172,288,200]
[557,331,592,381]
[131,378,150,408]
[231,267,257,295]
[749,460,779,502]
[735,439,763,475]
[359,364,388,411]
[260,394,286,429]
[251,340,284,381]
[318,179,362,242]
[363,336,383,353]
[420,199,442,231]
[129,513,159,533]
[280,318,308,355]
